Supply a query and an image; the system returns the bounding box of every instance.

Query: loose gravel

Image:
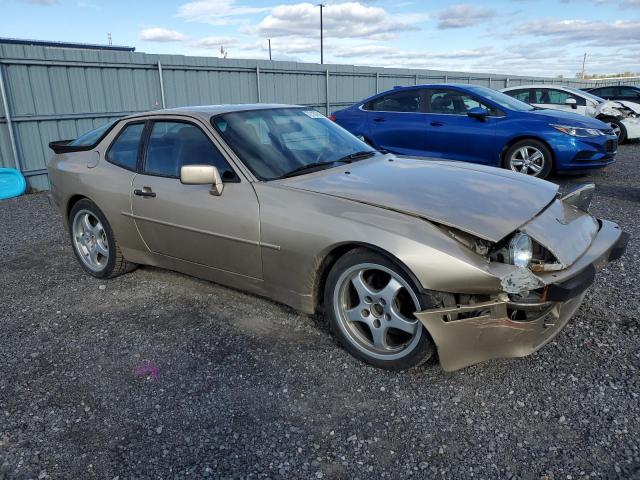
[1,143,639,480]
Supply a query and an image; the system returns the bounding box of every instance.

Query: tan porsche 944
[48,105,629,371]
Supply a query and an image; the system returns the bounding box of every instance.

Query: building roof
[0,37,135,52]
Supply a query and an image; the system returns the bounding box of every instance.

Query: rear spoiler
[48,140,79,154]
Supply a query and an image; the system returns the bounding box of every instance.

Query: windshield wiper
[280,160,350,179]
[334,150,377,162]
[280,151,376,179]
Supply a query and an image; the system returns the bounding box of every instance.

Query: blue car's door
[422,88,498,164]
[362,88,428,156]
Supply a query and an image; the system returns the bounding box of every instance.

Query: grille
[605,139,617,153]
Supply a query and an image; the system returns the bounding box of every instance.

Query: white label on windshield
[303,110,325,118]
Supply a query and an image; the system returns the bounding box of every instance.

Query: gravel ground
[1,143,639,480]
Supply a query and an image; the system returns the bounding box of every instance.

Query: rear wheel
[504,139,553,179]
[324,249,436,370]
[69,199,135,278]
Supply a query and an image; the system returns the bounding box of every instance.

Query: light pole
[268,39,272,61]
[318,3,325,64]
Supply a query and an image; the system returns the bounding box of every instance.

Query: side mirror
[180,164,224,196]
[467,107,490,121]
[565,98,577,109]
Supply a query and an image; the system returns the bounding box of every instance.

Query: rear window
[68,120,117,147]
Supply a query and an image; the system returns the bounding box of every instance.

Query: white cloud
[195,36,240,48]
[178,0,270,25]
[139,27,188,42]
[251,2,425,40]
[518,19,640,46]
[23,0,57,4]
[436,4,495,29]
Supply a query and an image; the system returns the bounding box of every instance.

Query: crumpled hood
[279,156,559,242]
[597,100,640,118]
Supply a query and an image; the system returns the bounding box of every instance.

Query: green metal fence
[1,41,638,190]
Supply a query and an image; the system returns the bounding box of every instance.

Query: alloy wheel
[333,263,423,361]
[509,146,545,176]
[72,209,109,272]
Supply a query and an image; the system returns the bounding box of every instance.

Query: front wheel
[608,119,627,144]
[324,249,436,370]
[504,139,553,179]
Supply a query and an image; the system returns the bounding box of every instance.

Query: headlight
[551,124,604,137]
[509,233,533,268]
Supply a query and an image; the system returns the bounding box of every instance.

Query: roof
[125,103,303,121]
[501,84,579,91]
[0,37,135,52]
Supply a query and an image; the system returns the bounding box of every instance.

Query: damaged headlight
[551,124,604,137]
[509,233,533,268]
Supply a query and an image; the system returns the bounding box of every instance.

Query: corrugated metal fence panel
[1,40,639,190]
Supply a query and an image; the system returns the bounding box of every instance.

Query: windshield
[212,108,376,180]
[564,86,605,103]
[469,85,535,112]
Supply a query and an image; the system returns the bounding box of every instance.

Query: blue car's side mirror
[467,107,490,121]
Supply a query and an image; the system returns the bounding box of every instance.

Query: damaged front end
[417,189,629,371]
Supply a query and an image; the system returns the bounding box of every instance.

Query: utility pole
[268,39,272,61]
[581,52,587,79]
[318,4,325,64]
[107,33,112,46]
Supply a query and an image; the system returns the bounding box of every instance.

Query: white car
[501,85,640,143]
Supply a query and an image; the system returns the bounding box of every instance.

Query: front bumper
[415,221,629,371]
[551,133,618,172]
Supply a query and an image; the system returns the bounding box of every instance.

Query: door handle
[373,117,386,122]
[430,121,444,127]
[134,188,156,198]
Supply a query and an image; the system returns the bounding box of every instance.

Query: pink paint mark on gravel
[133,362,160,381]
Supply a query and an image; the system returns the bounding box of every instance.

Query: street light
[318,3,325,64]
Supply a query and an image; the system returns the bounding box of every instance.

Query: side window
[537,89,585,106]
[144,121,237,181]
[427,89,495,115]
[619,87,640,99]
[106,122,144,171]
[506,89,531,103]
[593,87,616,98]
[367,90,422,113]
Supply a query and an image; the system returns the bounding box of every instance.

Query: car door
[362,88,428,156]
[421,88,497,164]
[130,118,262,279]
[532,88,587,115]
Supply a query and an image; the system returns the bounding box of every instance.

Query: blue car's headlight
[551,124,604,137]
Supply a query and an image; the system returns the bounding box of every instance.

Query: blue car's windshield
[212,108,376,180]
[468,85,535,112]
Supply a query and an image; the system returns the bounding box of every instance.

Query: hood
[527,108,611,128]
[597,100,640,118]
[278,156,558,242]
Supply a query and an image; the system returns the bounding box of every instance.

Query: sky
[1,0,639,77]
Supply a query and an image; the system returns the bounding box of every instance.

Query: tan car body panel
[48,106,626,370]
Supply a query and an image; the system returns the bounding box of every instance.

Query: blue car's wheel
[504,139,553,179]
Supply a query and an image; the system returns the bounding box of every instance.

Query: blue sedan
[331,84,617,178]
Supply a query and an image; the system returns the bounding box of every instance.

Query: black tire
[324,248,437,370]
[68,198,136,279]
[503,139,553,179]
[606,118,627,144]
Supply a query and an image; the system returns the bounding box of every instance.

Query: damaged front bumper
[415,220,629,371]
